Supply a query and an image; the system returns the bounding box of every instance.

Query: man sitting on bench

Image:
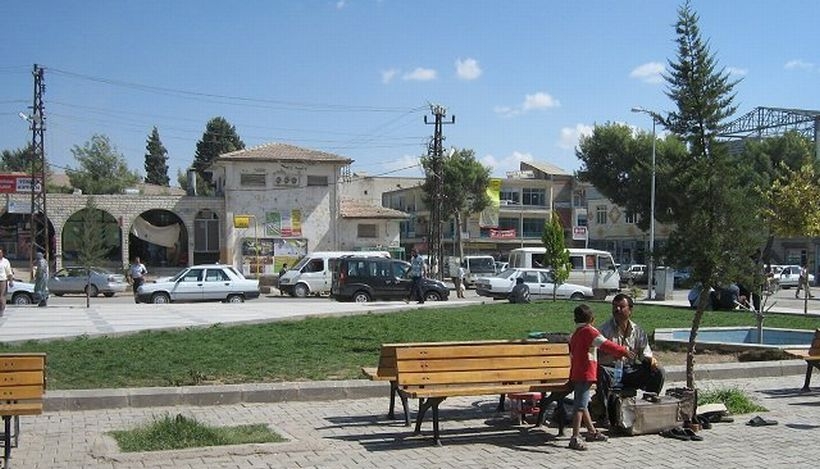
[595,293,665,426]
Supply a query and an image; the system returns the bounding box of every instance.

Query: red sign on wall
[489,228,517,239]
[0,175,41,194]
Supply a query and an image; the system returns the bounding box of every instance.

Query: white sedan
[136,264,260,304]
[474,268,593,301]
[778,265,815,289]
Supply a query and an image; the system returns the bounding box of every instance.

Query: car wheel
[570,292,585,300]
[12,293,32,305]
[85,284,99,297]
[151,292,171,304]
[293,283,309,298]
[424,291,441,302]
[227,294,245,303]
[353,291,370,303]
[103,292,115,298]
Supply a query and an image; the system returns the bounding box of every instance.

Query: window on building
[240,173,266,187]
[498,217,518,230]
[500,190,520,204]
[576,213,588,227]
[625,210,637,224]
[596,205,607,225]
[357,224,378,238]
[522,188,546,206]
[522,218,546,238]
[306,175,328,186]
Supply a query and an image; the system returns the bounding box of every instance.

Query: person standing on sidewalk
[456,265,466,299]
[32,252,48,307]
[0,249,13,316]
[406,249,427,304]
[796,262,813,299]
[128,256,147,303]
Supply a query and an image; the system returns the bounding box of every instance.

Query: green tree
[541,214,570,301]
[75,197,112,307]
[662,2,764,388]
[190,117,244,195]
[66,135,140,194]
[419,148,490,260]
[144,127,170,186]
[0,144,34,172]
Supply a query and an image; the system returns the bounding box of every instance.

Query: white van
[278,251,390,297]
[508,247,620,299]
[461,255,497,287]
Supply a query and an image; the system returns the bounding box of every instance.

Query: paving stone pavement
[10,373,819,468]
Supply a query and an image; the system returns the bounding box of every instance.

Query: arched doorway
[129,209,188,269]
[0,211,56,269]
[61,208,121,268]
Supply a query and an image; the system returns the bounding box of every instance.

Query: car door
[172,268,205,301]
[538,271,558,299]
[202,268,231,300]
[520,270,545,300]
[385,260,411,300]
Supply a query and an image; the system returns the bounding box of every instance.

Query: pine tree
[144,127,170,186]
[191,117,245,195]
[541,214,570,302]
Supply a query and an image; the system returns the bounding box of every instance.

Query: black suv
[331,256,450,303]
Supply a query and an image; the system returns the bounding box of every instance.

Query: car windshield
[497,269,517,279]
[468,258,496,273]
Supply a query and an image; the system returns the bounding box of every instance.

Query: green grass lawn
[3,300,818,390]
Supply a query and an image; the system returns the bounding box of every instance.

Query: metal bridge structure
[718,107,820,159]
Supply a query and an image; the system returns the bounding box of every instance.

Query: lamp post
[631,107,658,300]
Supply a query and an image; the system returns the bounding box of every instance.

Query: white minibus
[508,247,620,299]
[278,251,390,297]
[460,255,497,288]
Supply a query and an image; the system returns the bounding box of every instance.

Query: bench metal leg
[413,397,446,445]
[802,362,820,392]
[497,393,506,412]
[388,380,397,419]
[2,415,10,469]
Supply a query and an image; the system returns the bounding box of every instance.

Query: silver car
[136,264,260,304]
[48,267,128,297]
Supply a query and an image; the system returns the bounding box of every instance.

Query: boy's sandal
[568,437,587,451]
[585,431,608,442]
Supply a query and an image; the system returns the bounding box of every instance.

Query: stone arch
[193,209,221,264]
[0,210,56,266]
[128,209,188,269]
[61,207,121,268]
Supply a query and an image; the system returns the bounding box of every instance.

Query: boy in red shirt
[568,304,633,451]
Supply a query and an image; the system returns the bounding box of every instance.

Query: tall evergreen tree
[541,214,570,301]
[144,127,170,186]
[663,1,764,388]
[76,197,111,307]
[190,117,244,195]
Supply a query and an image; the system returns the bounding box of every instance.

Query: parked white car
[7,279,36,305]
[778,265,815,289]
[136,264,260,304]
[474,268,593,301]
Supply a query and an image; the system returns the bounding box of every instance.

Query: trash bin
[654,266,674,300]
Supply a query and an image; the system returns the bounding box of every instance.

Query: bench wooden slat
[361,366,396,381]
[382,339,549,348]
[0,402,43,416]
[395,343,568,360]
[399,366,569,386]
[0,385,46,400]
[401,381,570,399]
[397,356,569,373]
[0,371,46,387]
[0,355,46,372]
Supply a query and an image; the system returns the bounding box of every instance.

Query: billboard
[0,175,42,194]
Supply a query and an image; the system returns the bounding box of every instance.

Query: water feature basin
[654,327,815,352]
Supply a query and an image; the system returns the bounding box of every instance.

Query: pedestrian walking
[128,256,147,303]
[456,265,466,299]
[33,252,48,307]
[796,262,814,299]
[278,263,289,296]
[0,249,13,316]
[405,249,427,304]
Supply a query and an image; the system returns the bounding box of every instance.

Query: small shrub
[698,387,767,414]
[110,413,285,452]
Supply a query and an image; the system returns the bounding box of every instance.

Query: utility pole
[29,64,48,269]
[424,104,454,280]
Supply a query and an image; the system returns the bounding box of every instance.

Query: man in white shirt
[0,249,14,316]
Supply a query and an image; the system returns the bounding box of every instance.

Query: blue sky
[1,1,818,184]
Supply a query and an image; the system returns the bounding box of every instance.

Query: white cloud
[336,0,346,9]
[481,151,534,175]
[726,66,748,77]
[630,62,665,84]
[494,91,560,118]
[785,59,815,71]
[403,68,437,81]
[381,69,398,84]
[455,58,482,80]
[558,124,594,150]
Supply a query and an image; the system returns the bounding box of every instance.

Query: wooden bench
[394,341,571,445]
[0,353,46,469]
[785,329,820,392]
[362,339,557,426]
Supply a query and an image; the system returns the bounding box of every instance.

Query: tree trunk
[456,212,464,261]
[686,290,711,388]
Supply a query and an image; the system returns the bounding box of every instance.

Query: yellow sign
[233,215,251,228]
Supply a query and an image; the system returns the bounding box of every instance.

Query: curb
[44,359,809,412]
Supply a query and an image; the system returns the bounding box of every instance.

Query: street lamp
[631,107,659,300]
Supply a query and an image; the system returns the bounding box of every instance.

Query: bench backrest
[394,342,570,389]
[0,353,47,416]
[376,339,554,380]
